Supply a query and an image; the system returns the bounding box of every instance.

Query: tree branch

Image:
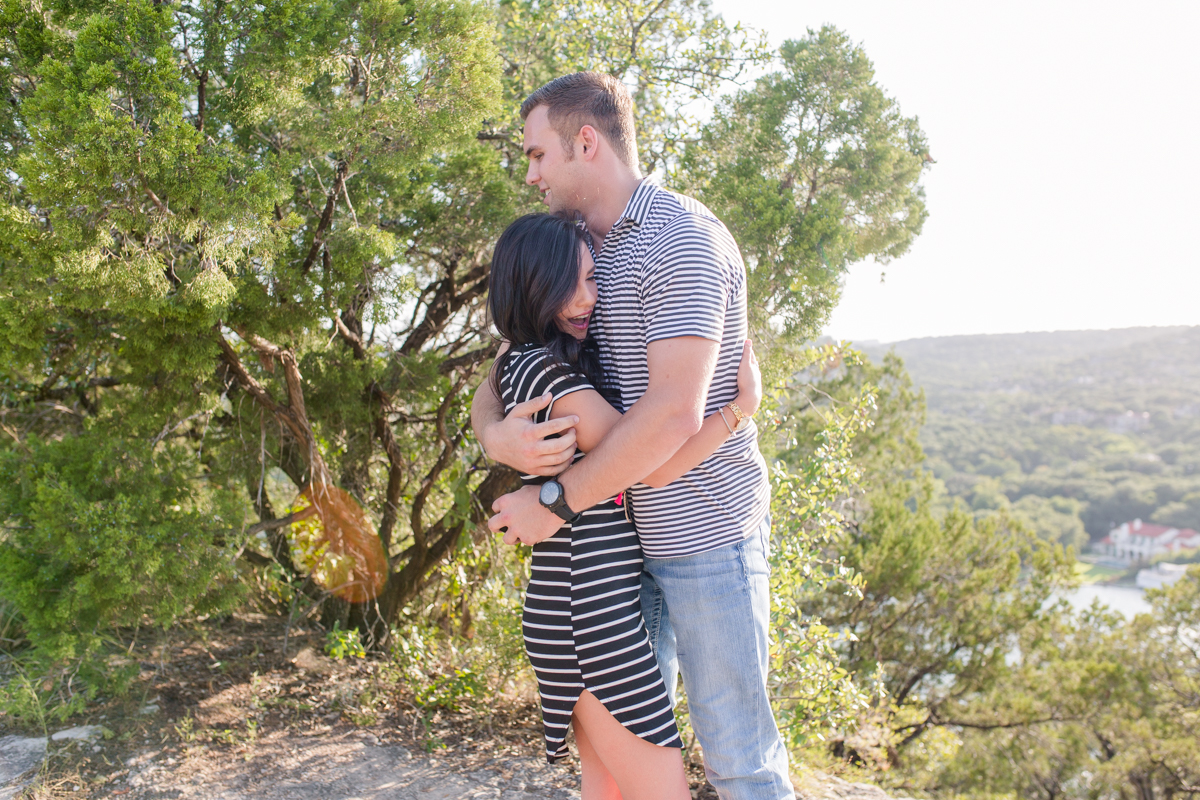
[438,342,499,375]
[216,330,331,486]
[377,463,521,620]
[37,376,122,402]
[299,161,347,276]
[334,315,367,361]
[245,506,316,536]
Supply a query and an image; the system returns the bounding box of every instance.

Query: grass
[1074,561,1129,585]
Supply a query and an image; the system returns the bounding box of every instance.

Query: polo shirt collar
[616,178,659,227]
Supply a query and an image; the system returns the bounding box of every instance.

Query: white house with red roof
[1099,519,1200,563]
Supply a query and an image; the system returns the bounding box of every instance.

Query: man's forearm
[470,368,578,476]
[560,393,698,512]
[560,336,716,511]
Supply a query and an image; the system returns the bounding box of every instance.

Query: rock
[50,725,103,742]
[797,772,917,800]
[291,646,333,674]
[126,750,160,768]
[116,730,577,799]
[140,703,160,715]
[0,735,47,800]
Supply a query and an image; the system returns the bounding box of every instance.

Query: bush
[0,432,246,662]
[324,623,366,661]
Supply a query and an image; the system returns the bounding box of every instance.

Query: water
[1064,584,1151,619]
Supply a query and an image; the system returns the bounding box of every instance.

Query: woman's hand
[735,339,762,417]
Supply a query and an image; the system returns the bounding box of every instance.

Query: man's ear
[577,124,600,161]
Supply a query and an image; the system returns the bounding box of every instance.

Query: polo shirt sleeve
[640,215,737,344]
[503,347,594,426]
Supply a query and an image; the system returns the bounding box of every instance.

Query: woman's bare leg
[572,690,690,800]
[574,713,623,800]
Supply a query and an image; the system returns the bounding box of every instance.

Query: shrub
[0,432,246,662]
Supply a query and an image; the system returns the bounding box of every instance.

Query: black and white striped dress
[499,344,682,762]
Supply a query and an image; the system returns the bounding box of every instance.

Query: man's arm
[489,336,719,544]
[560,335,718,509]
[470,367,580,476]
[641,338,759,488]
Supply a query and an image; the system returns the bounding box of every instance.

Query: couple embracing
[471,72,794,800]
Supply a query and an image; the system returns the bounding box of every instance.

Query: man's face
[522,104,586,214]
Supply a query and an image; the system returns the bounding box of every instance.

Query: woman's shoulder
[502,344,559,381]
[504,344,570,380]
[506,342,553,362]
[501,344,592,406]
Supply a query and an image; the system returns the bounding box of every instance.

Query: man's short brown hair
[520,72,638,169]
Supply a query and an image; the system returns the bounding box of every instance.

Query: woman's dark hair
[487,212,610,401]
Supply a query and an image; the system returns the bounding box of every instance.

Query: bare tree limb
[438,342,499,375]
[245,506,316,536]
[299,160,348,276]
[216,330,332,486]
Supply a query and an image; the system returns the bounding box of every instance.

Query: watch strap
[540,480,582,523]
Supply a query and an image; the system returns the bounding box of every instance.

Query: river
[1064,584,1151,619]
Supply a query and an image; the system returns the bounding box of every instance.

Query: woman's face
[555,243,597,340]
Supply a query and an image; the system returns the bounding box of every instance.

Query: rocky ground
[1,615,901,800]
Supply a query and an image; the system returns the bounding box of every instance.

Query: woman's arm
[550,340,761,490]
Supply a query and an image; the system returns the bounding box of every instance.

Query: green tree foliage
[1011,494,1088,551]
[0,433,243,660]
[0,1,931,649]
[829,490,1072,766]
[780,348,1199,800]
[938,570,1200,800]
[778,350,1078,774]
[1,0,507,644]
[681,27,931,346]
[762,346,878,748]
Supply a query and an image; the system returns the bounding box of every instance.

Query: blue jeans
[639,516,794,800]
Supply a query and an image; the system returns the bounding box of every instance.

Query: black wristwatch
[539,479,582,524]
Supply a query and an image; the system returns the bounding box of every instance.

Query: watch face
[539,481,562,506]
[734,416,752,432]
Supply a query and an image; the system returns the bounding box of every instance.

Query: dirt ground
[2,614,727,799]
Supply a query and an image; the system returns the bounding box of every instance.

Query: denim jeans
[639,516,794,800]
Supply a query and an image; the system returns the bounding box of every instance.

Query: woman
[487,213,761,800]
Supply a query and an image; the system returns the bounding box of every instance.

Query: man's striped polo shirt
[585,179,770,560]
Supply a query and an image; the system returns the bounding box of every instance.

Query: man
[471,72,793,799]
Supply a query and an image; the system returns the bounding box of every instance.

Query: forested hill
[861,326,1200,545]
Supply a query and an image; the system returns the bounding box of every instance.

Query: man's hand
[489,484,564,546]
[481,393,579,476]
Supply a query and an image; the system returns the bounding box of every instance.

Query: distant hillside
[863,326,1196,394]
[861,327,1200,543]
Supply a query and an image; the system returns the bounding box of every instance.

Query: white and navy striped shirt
[586,180,770,559]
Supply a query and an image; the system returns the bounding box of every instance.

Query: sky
[708,0,1200,343]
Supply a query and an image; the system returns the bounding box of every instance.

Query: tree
[0,0,774,645]
[681,26,931,348]
[777,349,1200,800]
[774,350,1078,772]
[1,0,513,641]
[939,571,1200,800]
[0,433,244,661]
[1011,494,1088,552]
